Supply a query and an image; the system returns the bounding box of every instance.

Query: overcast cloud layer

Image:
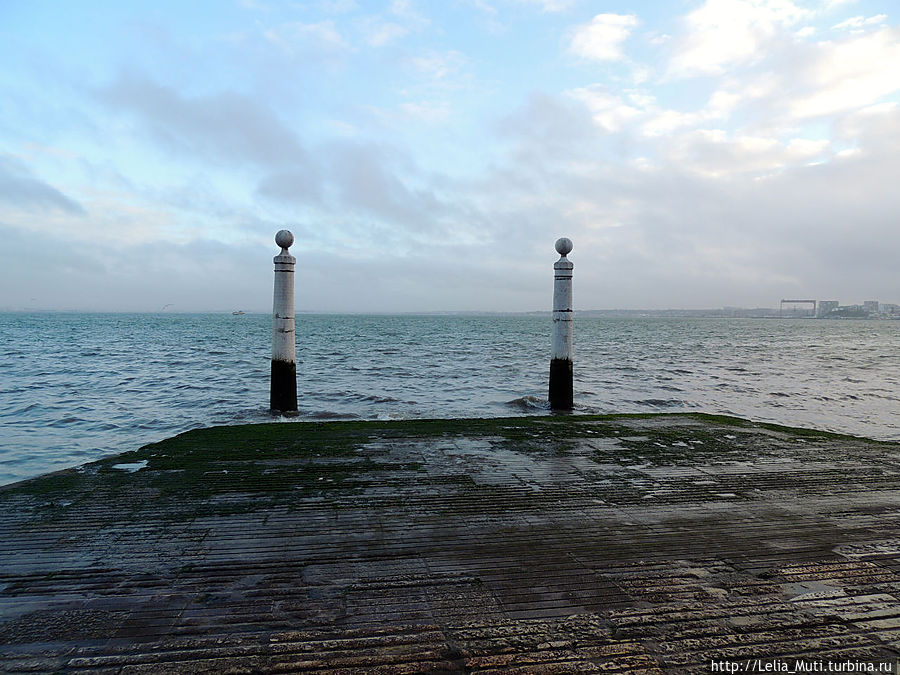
[1,0,898,312]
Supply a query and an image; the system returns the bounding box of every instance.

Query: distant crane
[780,299,816,317]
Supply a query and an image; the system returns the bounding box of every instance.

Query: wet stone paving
[2,413,900,673]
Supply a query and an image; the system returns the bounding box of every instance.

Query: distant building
[817,300,839,317]
[864,300,879,314]
[832,304,867,318]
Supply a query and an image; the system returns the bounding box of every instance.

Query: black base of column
[270,359,298,413]
[549,358,573,410]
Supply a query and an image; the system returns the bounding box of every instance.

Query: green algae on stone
[3,413,893,508]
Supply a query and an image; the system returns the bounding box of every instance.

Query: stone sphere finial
[555,237,573,256]
[275,230,294,250]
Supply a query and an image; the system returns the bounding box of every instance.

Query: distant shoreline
[3,308,898,319]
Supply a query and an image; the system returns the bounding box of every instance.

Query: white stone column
[270,230,298,413]
[549,237,573,410]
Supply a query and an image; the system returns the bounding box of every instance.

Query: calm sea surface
[1,312,898,485]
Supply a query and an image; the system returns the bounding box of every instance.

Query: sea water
[0,312,897,485]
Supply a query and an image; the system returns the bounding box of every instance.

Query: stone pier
[2,414,900,673]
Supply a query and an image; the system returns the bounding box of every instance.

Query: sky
[1,0,899,312]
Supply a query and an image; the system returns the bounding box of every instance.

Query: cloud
[659,128,833,178]
[254,134,466,248]
[566,86,643,132]
[565,86,728,138]
[0,156,85,216]
[787,27,900,119]
[498,92,598,148]
[255,168,323,205]
[0,222,277,312]
[515,0,576,12]
[407,50,467,83]
[668,0,809,77]
[389,0,429,27]
[463,0,497,15]
[98,74,311,169]
[357,0,429,47]
[491,93,606,202]
[568,14,638,62]
[238,0,269,10]
[396,101,451,123]
[317,0,359,13]
[832,14,887,31]
[263,20,348,57]
[654,10,900,134]
[463,86,900,308]
[324,141,448,233]
[96,70,474,252]
[359,18,409,47]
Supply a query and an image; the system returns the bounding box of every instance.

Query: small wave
[713,407,739,417]
[307,410,360,420]
[769,392,791,398]
[8,403,41,415]
[69,448,95,457]
[505,395,550,411]
[632,399,685,408]
[48,416,85,427]
[867,392,900,401]
[228,407,273,422]
[375,412,407,420]
[87,422,120,431]
[361,394,401,404]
